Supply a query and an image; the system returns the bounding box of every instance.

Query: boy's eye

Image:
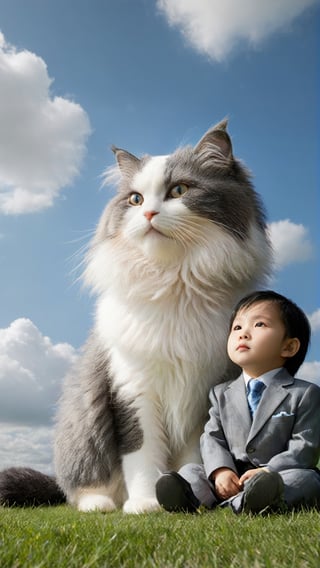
[128,193,144,206]
[255,321,265,327]
[169,184,189,198]
[233,325,241,331]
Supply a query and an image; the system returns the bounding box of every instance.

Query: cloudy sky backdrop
[0,0,319,473]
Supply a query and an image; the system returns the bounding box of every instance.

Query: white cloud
[0,318,78,425]
[308,309,320,333]
[0,32,91,215]
[0,425,54,474]
[157,0,316,61]
[268,220,314,269]
[299,361,320,387]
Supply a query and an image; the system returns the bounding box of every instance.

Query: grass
[0,506,319,567]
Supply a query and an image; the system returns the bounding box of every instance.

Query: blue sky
[0,0,319,472]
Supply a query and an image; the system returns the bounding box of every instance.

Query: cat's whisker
[65,228,96,245]
[208,219,246,240]
[169,219,210,248]
[171,226,201,248]
[157,214,202,240]
[67,240,91,263]
[177,214,246,241]
[66,237,93,288]
[64,229,95,265]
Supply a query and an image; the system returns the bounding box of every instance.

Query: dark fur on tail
[0,467,66,507]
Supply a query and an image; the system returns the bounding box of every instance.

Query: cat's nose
[144,210,159,221]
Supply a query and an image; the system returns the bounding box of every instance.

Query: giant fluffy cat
[0,121,272,513]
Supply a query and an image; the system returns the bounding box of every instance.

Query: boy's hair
[230,290,311,376]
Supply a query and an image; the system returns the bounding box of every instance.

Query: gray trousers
[179,463,320,513]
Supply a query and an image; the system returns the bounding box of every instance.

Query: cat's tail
[0,467,66,507]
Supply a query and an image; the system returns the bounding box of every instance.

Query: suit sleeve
[267,382,320,472]
[200,387,238,479]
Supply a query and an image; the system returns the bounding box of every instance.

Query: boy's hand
[239,467,269,485]
[211,467,242,500]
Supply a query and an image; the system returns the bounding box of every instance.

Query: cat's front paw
[123,497,161,514]
[77,494,117,513]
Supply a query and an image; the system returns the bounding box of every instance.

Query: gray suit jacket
[200,368,320,478]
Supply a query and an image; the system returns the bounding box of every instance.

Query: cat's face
[95,121,266,265]
[119,154,209,262]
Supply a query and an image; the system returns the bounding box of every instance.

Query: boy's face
[227,301,298,378]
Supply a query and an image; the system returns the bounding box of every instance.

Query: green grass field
[1,505,319,567]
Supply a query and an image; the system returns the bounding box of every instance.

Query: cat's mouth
[145,226,169,239]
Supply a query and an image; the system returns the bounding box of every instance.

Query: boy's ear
[281,338,300,359]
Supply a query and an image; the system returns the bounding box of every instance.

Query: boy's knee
[280,468,320,508]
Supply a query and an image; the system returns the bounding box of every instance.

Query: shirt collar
[243,368,283,387]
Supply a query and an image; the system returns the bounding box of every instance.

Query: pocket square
[272,411,294,418]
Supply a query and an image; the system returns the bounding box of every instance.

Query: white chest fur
[89,213,269,455]
[95,261,231,453]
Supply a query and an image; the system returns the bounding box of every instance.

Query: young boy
[156,290,320,514]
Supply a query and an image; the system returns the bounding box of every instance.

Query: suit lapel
[248,368,294,441]
[225,374,252,440]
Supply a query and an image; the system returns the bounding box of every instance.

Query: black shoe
[155,471,200,513]
[243,470,284,514]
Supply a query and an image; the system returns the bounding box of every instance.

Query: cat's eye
[128,193,144,206]
[169,184,189,198]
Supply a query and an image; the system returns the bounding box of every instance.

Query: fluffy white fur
[81,153,270,513]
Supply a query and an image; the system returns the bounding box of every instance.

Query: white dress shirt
[243,368,283,388]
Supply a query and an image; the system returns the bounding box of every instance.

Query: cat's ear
[111,146,141,177]
[194,120,233,167]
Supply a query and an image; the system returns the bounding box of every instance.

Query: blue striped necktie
[247,379,266,416]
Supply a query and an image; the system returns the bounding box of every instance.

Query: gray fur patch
[163,146,266,240]
[54,335,143,492]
